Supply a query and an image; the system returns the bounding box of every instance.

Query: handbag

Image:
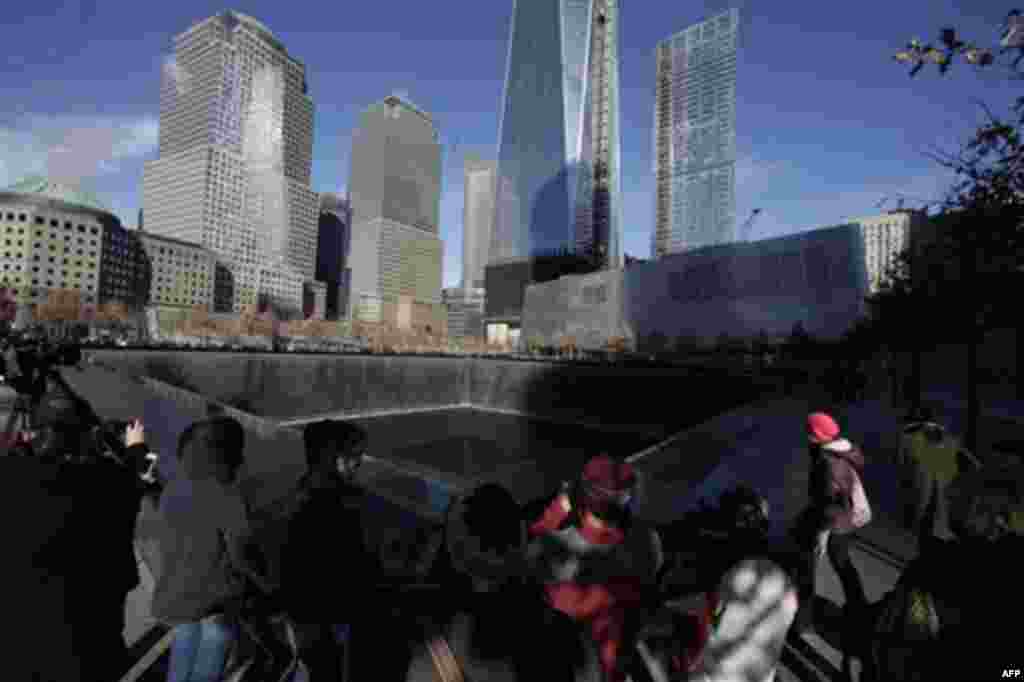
[426,634,466,682]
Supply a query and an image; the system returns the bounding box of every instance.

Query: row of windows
[2,213,100,234]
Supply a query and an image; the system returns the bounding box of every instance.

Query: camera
[1,329,82,398]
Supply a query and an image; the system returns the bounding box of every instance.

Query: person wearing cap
[527,455,663,682]
[791,412,869,634]
[406,482,601,682]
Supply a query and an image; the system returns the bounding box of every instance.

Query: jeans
[797,530,869,626]
[167,616,236,682]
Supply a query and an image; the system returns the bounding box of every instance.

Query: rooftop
[1,176,111,214]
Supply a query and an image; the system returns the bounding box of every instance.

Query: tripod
[2,393,36,452]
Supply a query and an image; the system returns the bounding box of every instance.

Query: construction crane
[740,208,762,242]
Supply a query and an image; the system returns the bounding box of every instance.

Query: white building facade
[141,11,318,316]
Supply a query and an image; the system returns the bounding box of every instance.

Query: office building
[488,0,624,337]
[462,154,496,290]
[851,209,927,294]
[316,192,351,320]
[141,11,318,316]
[443,286,485,342]
[99,223,150,309]
[347,95,443,325]
[137,232,216,310]
[653,9,739,258]
[0,176,111,309]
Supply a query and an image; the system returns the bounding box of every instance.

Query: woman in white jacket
[640,485,799,682]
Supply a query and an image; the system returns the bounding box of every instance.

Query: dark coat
[276,476,377,623]
[404,587,602,682]
[0,456,82,680]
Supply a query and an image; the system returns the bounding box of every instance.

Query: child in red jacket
[528,455,662,682]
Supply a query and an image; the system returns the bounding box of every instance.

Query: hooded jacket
[807,438,866,531]
[898,422,979,542]
[151,427,262,625]
[528,494,662,682]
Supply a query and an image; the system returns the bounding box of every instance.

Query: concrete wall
[523,223,870,349]
[87,351,771,440]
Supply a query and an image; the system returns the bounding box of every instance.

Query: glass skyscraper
[491,0,624,271]
[653,9,738,259]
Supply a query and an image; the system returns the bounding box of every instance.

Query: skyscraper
[653,9,738,259]
[491,0,624,270]
[142,11,318,315]
[462,154,496,290]
[347,95,444,325]
[316,192,350,320]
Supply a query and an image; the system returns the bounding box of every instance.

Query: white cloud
[0,114,159,187]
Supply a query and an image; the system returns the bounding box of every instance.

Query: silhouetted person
[275,419,374,681]
[897,404,980,549]
[152,417,274,682]
[0,385,149,681]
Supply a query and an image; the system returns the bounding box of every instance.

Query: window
[35,217,44,225]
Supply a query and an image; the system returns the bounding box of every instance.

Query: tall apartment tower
[491,0,624,270]
[347,95,443,323]
[462,154,496,291]
[141,11,318,314]
[853,209,927,294]
[653,9,739,259]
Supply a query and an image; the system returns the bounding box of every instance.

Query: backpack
[866,579,943,682]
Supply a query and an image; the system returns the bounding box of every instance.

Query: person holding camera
[0,384,154,681]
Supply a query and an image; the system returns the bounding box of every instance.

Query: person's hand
[125,419,145,448]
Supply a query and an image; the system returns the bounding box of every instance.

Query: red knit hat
[807,412,840,444]
[581,455,636,511]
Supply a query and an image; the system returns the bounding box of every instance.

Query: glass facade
[492,0,623,269]
[654,9,738,258]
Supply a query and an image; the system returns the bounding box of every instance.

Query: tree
[893,10,1024,451]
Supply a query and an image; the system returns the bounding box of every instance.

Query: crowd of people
[1,355,1021,681]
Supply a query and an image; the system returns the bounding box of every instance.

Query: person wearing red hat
[791,412,870,635]
[527,455,663,682]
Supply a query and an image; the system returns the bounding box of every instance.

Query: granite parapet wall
[86,352,768,440]
[89,352,468,421]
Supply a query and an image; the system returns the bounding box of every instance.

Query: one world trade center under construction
[487,0,624,336]
[491,0,624,270]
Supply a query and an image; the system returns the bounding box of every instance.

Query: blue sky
[0,0,1017,288]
